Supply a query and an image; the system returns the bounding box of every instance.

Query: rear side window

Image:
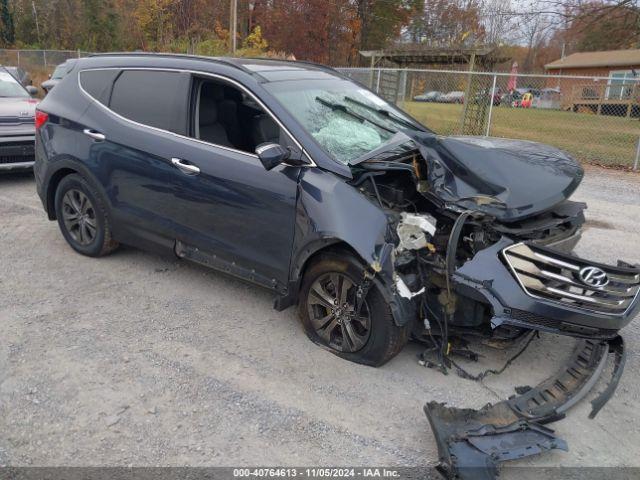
[79,70,120,105]
[109,70,190,135]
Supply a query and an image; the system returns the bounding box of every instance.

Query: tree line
[0,0,637,70]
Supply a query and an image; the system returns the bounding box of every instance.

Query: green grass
[404,101,640,168]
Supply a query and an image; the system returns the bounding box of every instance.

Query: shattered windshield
[265,78,424,164]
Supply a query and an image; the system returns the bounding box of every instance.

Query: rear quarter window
[79,69,120,105]
[108,70,190,135]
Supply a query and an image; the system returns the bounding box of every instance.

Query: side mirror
[26,85,38,96]
[256,143,290,171]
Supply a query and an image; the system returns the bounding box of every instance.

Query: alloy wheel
[307,272,371,352]
[61,189,97,246]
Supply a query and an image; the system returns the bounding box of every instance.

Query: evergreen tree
[0,0,14,47]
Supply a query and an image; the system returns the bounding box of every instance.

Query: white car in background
[0,67,39,171]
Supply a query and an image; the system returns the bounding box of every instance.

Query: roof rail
[241,56,341,75]
[87,52,249,73]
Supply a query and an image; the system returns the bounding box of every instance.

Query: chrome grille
[503,243,640,315]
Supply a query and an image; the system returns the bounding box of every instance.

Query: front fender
[292,169,393,276]
[284,168,416,326]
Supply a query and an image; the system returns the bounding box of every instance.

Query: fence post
[634,137,640,171]
[16,50,19,66]
[459,52,476,134]
[398,69,408,108]
[77,49,81,58]
[43,50,47,69]
[485,74,497,137]
[376,69,381,94]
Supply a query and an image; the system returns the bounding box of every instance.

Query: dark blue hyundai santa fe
[34,53,639,371]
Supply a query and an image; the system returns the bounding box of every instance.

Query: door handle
[83,129,106,141]
[171,157,200,175]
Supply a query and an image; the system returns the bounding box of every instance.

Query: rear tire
[298,252,409,366]
[54,174,119,257]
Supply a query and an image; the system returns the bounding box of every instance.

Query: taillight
[35,110,48,129]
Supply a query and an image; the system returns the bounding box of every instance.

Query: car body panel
[0,71,38,171]
[80,96,301,288]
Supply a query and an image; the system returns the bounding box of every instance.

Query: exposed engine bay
[349,132,640,478]
[351,132,639,341]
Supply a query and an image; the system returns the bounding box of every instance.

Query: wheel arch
[44,159,108,221]
[277,238,416,328]
[46,167,77,220]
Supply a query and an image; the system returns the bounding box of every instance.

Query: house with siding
[545,49,640,116]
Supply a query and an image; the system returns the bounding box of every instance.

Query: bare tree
[481,0,516,44]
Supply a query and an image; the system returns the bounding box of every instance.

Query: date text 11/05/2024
[233,468,401,478]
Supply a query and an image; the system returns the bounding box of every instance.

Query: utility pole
[230,0,238,54]
[31,0,41,44]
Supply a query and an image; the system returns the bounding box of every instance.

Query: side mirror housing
[256,143,291,171]
[26,85,38,96]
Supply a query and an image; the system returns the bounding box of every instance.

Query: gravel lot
[1,165,639,473]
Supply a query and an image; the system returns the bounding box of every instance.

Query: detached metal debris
[424,336,626,480]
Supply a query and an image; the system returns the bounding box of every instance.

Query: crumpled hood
[408,133,584,221]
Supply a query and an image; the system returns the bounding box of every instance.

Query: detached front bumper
[425,335,626,479]
[453,238,640,337]
[0,134,36,172]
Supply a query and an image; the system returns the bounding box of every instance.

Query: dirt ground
[1,165,639,474]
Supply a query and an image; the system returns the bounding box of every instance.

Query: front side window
[109,70,190,135]
[265,78,424,164]
[0,69,28,98]
[190,77,287,155]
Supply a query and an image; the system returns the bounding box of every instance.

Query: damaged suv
[34,55,639,370]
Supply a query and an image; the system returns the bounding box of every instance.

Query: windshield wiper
[315,96,396,134]
[343,96,421,131]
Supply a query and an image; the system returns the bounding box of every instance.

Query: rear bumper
[454,238,640,337]
[0,134,35,171]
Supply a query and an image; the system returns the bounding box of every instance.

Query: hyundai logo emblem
[578,266,609,287]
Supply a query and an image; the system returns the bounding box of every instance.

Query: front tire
[298,252,409,366]
[54,174,119,257]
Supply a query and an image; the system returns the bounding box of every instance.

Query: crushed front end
[350,131,640,343]
[349,131,639,478]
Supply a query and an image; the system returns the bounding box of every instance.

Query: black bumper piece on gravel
[424,336,626,480]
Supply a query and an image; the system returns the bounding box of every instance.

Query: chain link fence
[0,48,91,95]
[338,67,640,170]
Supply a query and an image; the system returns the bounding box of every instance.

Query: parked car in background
[0,67,39,171]
[5,66,33,87]
[41,60,76,94]
[534,88,561,109]
[501,89,521,107]
[439,91,465,103]
[413,90,442,102]
[473,87,502,106]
